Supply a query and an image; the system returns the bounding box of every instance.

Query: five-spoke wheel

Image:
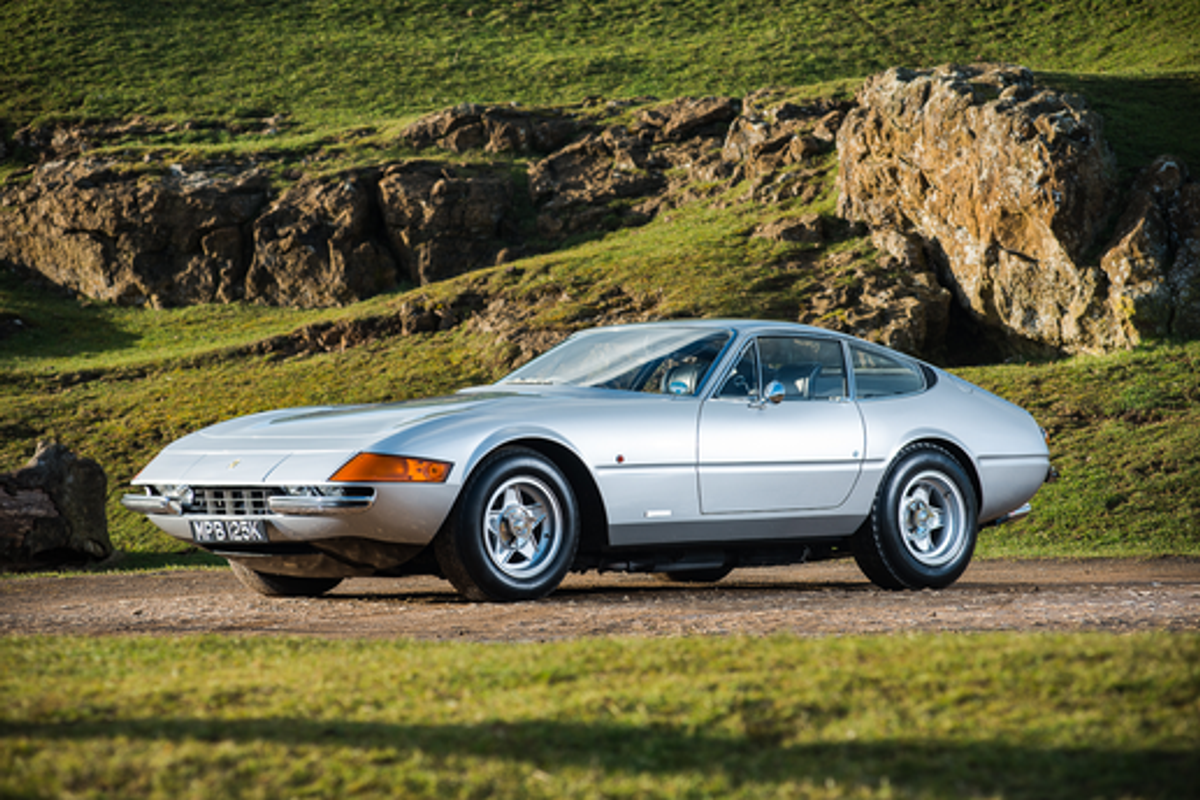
[853,444,978,590]
[482,475,565,581]
[436,447,579,602]
[896,469,970,569]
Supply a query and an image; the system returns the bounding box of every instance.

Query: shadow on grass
[7,717,1195,797]
[0,269,138,363]
[1039,71,1200,183]
[80,549,228,574]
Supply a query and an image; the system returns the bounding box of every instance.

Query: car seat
[771,363,820,399]
[661,362,706,395]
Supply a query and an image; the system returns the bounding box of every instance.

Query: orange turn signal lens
[329,453,452,483]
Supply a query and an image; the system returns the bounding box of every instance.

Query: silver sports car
[123,320,1053,601]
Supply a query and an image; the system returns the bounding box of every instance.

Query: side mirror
[751,380,786,408]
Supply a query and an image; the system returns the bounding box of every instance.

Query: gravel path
[4,558,1199,641]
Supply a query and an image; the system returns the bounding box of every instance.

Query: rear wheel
[853,444,978,590]
[228,560,344,597]
[435,447,579,602]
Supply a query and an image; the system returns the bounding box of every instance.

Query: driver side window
[715,336,847,401]
[759,336,847,401]
[717,343,759,399]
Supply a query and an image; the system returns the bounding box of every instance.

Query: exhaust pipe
[986,502,1032,527]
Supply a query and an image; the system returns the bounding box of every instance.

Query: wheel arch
[900,437,983,513]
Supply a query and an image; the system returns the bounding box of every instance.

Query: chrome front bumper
[121,492,374,517]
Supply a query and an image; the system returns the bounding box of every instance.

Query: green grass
[966,341,1200,558]
[3,633,1198,799]
[4,0,1198,124]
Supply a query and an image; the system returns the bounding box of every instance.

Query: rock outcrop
[1,95,846,310]
[0,161,270,307]
[402,103,578,155]
[4,74,1197,357]
[528,127,666,234]
[0,159,518,307]
[378,161,516,285]
[1,442,111,571]
[837,63,1200,353]
[246,171,397,306]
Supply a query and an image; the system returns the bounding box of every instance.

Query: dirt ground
[3,558,1199,641]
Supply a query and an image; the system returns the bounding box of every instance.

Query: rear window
[851,345,925,399]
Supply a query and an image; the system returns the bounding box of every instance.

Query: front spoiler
[212,537,427,578]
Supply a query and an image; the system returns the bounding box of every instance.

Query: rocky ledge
[2,65,1197,358]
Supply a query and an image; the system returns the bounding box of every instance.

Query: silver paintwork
[124,320,1051,578]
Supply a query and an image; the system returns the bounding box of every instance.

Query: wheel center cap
[500,504,535,546]
[908,500,932,532]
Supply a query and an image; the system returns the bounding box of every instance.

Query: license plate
[190,519,268,544]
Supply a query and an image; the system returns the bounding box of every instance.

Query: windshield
[499,326,733,396]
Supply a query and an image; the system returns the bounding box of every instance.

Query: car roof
[573,318,939,370]
[581,318,845,338]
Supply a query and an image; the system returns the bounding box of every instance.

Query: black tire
[435,447,580,602]
[228,559,343,597]
[853,444,978,590]
[658,565,734,584]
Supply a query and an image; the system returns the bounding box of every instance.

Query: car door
[697,335,864,514]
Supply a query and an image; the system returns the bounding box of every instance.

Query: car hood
[133,392,517,486]
[193,392,512,445]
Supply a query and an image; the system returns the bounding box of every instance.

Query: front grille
[187,488,280,516]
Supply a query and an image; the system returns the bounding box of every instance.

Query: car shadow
[324,576,884,606]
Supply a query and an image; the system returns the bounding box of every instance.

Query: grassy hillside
[2,0,1200,560]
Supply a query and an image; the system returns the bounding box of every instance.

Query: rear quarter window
[851,346,926,399]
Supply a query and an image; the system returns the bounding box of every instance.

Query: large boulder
[0,160,269,307]
[246,171,398,306]
[0,442,111,571]
[838,64,1125,353]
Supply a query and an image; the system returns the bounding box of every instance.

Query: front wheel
[435,447,580,602]
[854,445,978,590]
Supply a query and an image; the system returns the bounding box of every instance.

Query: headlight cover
[329,453,452,483]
